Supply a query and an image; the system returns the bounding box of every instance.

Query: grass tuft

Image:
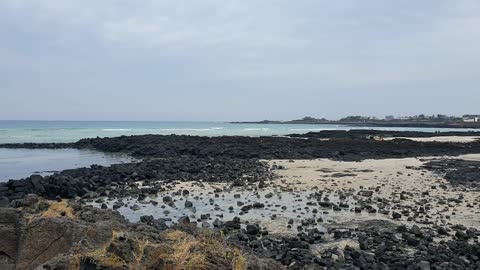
[41,200,76,219]
[155,229,247,270]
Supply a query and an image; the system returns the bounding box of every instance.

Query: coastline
[231,121,480,129]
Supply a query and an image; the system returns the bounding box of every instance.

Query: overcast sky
[1,0,479,121]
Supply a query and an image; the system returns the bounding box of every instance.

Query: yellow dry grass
[158,230,247,270]
[41,200,76,219]
[66,227,247,270]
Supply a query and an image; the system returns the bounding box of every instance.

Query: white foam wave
[243,128,270,131]
[289,128,328,131]
[158,128,211,131]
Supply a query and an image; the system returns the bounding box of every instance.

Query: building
[463,115,480,123]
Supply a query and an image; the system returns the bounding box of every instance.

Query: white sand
[269,155,480,229]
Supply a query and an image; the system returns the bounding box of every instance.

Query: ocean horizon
[0,120,476,145]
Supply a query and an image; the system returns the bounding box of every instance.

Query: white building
[463,116,480,122]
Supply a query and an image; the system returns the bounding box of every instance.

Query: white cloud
[0,0,307,50]
[1,0,480,120]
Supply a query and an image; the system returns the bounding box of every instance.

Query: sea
[0,120,475,181]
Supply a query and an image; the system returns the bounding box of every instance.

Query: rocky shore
[2,130,480,161]
[1,131,480,269]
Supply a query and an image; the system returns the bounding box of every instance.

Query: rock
[0,208,22,269]
[184,201,193,208]
[253,202,265,208]
[418,260,431,270]
[437,227,449,236]
[455,230,469,240]
[15,216,112,269]
[232,179,244,187]
[392,212,402,219]
[406,236,420,246]
[107,239,137,262]
[130,204,141,211]
[246,224,260,235]
[358,190,373,197]
[178,216,190,225]
[288,240,309,249]
[213,218,222,227]
[112,202,124,210]
[140,215,155,224]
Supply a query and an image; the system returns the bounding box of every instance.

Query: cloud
[0,0,307,50]
[1,0,480,120]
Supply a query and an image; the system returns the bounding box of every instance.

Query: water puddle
[92,187,389,236]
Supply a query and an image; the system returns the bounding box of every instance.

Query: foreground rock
[0,196,283,270]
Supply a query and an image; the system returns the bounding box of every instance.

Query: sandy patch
[269,156,480,229]
[385,136,480,143]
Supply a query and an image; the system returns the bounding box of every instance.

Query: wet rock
[392,212,402,219]
[253,202,265,209]
[184,201,193,208]
[130,204,141,211]
[246,224,260,235]
[112,202,124,210]
[418,261,431,270]
[178,216,190,225]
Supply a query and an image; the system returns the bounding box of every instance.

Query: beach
[0,129,479,269]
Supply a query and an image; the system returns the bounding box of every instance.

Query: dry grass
[40,200,76,219]
[158,229,247,270]
[67,227,247,270]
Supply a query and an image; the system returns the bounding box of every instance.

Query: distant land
[232,114,480,129]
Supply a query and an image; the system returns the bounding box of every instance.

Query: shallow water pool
[0,148,135,181]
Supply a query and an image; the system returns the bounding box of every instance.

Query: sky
[1,0,480,121]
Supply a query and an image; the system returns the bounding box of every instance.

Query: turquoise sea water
[0,120,475,181]
[0,120,474,144]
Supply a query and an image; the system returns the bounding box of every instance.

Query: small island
[233,114,480,129]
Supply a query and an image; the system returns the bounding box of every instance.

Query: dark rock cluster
[2,133,480,161]
[215,218,480,270]
[423,159,480,187]
[0,157,271,203]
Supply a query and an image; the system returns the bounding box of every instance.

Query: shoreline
[231,121,480,129]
